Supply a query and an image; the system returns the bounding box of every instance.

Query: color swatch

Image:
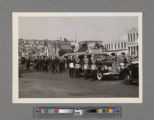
[39,109,59,114]
[97,108,118,113]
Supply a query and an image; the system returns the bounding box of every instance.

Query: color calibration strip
[34,107,121,118]
[39,108,119,114]
[39,109,74,114]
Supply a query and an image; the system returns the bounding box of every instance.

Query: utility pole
[46,39,48,56]
[55,41,56,55]
[75,32,77,42]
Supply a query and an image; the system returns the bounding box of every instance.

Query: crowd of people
[19,56,66,73]
[19,52,134,80]
[19,54,99,80]
[67,54,98,80]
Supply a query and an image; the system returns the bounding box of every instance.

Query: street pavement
[19,71,139,98]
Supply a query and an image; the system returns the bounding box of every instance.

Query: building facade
[18,39,47,57]
[103,27,138,57]
[47,40,71,56]
[18,39,72,57]
[127,27,138,57]
[104,34,128,56]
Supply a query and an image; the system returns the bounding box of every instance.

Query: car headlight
[108,67,112,71]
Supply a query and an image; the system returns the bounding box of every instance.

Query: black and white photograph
[12,12,142,103]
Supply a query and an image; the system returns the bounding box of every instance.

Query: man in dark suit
[75,55,81,78]
[90,54,97,81]
[83,55,89,79]
[68,56,75,77]
[43,56,49,72]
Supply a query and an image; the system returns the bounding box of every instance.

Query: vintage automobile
[71,53,119,80]
[119,61,139,85]
[95,54,121,80]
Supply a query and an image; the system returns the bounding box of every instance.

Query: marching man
[83,55,89,79]
[90,54,97,81]
[75,55,80,78]
[68,56,75,77]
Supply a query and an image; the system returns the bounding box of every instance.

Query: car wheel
[97,70,103,81]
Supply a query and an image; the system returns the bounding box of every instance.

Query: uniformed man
[90,54,97,81]
[48,56,52,72]
[68,56,75,77]
[75,55,80,78]
[35,56,39,71]
[118,53,128,70]
[32,57,36,71]
[83,55,89,79]
[19,57,22,77]
[62,57,66,72]
[59,56,63,73]
[55,56,59,72]
[121,53,128,66]
[21,57,26,69]
[51,56,56,73]
[26,57,31,70]
[40,56,44,71]
[42,56,45,72]
[43,56,48,72]
[37,56,41,71]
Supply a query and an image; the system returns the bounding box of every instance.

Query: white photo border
[12,12,143,103]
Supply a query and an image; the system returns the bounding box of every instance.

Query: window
[128,47,130,56]
[133,33,136,41]
[131,47,133,55]
[134,46,136,55]
[128,34,130,42]
[118,42,120,49]
[131,34,132,42]
[121,42,123,49]
[124,42,126,48]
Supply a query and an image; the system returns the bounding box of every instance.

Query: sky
[19,16,138,42]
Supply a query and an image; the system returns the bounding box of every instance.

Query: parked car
[96,55,120,80]
[119,61,139,85]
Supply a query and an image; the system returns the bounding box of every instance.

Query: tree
[71,45,75,52]
[59,49,66,56]
[78,42,88,52]
[95,42,100,49]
